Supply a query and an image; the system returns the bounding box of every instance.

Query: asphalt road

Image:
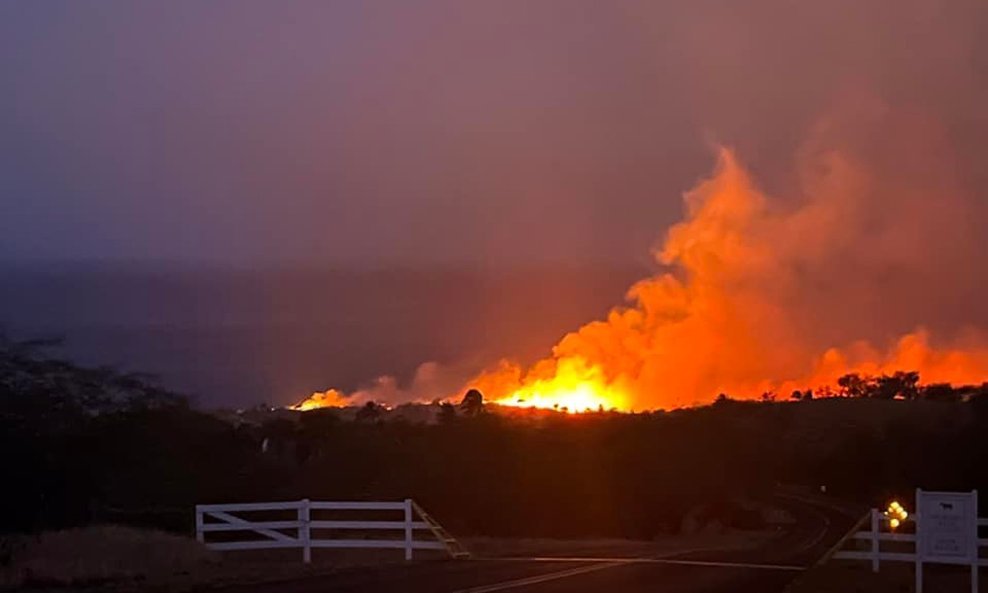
[207,495,857,593]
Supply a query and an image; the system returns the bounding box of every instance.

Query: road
[207,495,857,593]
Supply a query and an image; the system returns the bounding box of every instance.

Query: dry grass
[0,525,215,590]
[788,559,986,593]
[0,526,441,592]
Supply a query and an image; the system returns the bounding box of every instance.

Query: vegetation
[0,526,214,589]
[4,336,988,542]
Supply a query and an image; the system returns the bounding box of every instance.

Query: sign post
[915,488,979,593]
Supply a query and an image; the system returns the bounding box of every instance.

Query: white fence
[834,509,988,566]
[195,499,447,562]
[833,489,983,593]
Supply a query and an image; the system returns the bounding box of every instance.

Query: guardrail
[195,499,449,562]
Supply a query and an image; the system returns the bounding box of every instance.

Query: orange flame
[486,357,628,413]
[290,389,348,411]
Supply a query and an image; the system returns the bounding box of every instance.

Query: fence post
[916,488,923,593]
[195,505,204,544]
[404,498,413,561]
[300,499,311,564]
[871,507,880,573]
[971,490,978,593]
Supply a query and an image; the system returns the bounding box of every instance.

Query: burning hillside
[295,110,988,412]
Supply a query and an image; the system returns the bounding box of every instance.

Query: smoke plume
[467,103,988,409]
[297,102,988,411]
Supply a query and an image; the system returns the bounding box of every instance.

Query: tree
[874,371,920,400]
[896,371,921,399]
[459,389,485,417]
[356,401,382,423]
[0,334,186,430]
[790,389,814,401]
[837,373,871,398]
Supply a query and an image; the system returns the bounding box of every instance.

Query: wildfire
[295,126,988,413]
[461,143,988,411]
[489,358,627,413]
[290,389,347,411]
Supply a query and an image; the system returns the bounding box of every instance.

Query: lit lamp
[884,500,908,530]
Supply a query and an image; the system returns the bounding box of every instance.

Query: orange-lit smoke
[466,138,988,411]
[292,360,473,411]
[295,109,988,413]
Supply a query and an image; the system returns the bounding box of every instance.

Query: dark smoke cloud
[3,1,984,268]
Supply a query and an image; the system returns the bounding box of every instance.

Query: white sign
[918,489,978,564]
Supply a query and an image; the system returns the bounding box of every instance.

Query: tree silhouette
[874,371,920,399]
[837,373,871,398]
[459,389,485,417]
[355,401,381,423]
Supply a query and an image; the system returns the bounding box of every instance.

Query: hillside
[4,337,988,539]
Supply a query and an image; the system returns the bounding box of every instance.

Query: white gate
[832,489,983,592]
[195,499,454,562]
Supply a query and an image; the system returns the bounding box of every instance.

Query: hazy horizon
[0,262,644,407]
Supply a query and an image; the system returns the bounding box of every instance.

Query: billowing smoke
[296,101,988,411]
[468,102,988,409]
[294,361,474,410]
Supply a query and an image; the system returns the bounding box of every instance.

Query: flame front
[291,389,348,411]
[490,358,627,413]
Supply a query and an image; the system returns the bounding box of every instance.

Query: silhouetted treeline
[5,337,988,539]
[767,371,988,402]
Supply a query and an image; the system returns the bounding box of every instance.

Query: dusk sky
[4,1,985,266]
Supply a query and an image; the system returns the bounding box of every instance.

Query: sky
[2,0,983,266]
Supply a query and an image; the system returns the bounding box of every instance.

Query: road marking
[499,556,805,571]
[633,557,804,571]
[448,561,628,593]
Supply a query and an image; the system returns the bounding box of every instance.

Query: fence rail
[833,490,982,593]
[195,498,449,562]
[833,510,988,567]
